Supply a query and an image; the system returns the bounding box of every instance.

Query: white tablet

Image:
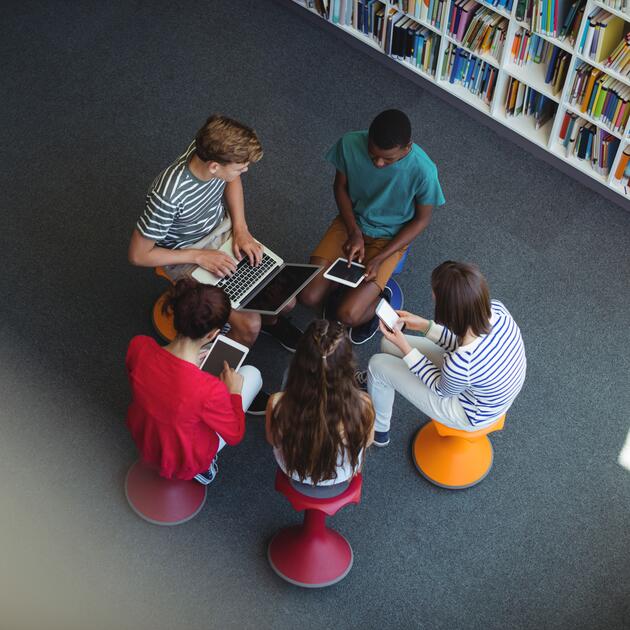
[199,334,249,377]
[323,257,366,288]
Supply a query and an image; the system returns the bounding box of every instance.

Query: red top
[125,336,245,480]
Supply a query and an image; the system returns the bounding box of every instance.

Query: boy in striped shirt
[128,114,302,355]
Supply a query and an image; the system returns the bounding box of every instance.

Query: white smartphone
[323,257,366,288]
[199,334,249,377]
[375,298,404,332]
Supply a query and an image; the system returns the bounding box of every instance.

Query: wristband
[419,320,433,337]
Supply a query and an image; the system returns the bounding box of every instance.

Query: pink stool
[124,460,207,526]
[267,469,363,588]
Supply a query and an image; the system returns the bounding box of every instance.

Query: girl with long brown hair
[265,320,374,497]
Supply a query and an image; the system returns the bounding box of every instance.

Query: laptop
[191,237,321,315]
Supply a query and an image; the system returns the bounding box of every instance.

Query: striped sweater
[137,141,226,249]
[403,300,526,426]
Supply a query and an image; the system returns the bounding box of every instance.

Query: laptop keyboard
[216,253,277,303]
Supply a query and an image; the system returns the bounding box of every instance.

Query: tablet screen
[201,338,247,377]
[325,259,366,284]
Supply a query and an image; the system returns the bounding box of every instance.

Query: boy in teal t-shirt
[299,109,445,344]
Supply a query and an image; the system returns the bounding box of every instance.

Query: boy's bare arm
[127,229,237,277]
[363,204,433,282]
[333,170,364,264]
[224,176,263,266]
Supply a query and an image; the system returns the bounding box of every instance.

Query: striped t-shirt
[137,141,226,249]
[404,300,527,426]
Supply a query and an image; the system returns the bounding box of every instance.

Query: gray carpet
[1,1,629,629]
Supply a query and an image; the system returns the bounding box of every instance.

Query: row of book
[515,0,584,45]
[544,46,571,94]
[387,16,442,71]
[597,0,630,14]
[558,111,620,174]
[605,34,630,77]
[393,0,447,26]
[504,77,557,125]
[569,63,630,133]
[613,146,630,181]
[511,30,552,65]
[384,11,440,54]
[480,0,514,13]
[448,6,508,61]
[442,43,499,102]
[578,9,625,64]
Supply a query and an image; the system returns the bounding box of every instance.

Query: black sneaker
[354,369,368,392]
[349,285,392,345]
[247,390,269,416]
[194,456,219,485]
[373,430,390,447]
[260,316,302,352]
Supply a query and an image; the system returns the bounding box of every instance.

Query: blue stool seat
[393,248,409,275]
[386,277,404,310]
[386,248,409,310]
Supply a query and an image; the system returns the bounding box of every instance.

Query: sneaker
[349,285,392,345]
[194,456,219,485]
[373,430,390,447]
[247,390,269,416]
[260,316,302,352]
[354,369,368,392]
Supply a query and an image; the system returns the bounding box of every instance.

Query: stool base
[152,291,176,342]
[125,461,207,526]
[268,524,353,588]
[412,421,494,489]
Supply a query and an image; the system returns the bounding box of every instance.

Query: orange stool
[152,266,176,342]
[412,415,506,489]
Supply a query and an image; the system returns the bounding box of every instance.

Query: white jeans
[368,336,476,433]
[215,364,262,451]
[237,364,263,412]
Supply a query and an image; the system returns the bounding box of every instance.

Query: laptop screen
[239,264,321,315]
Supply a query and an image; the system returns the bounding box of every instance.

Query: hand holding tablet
[323,257,366,288]
[200,335,249,377]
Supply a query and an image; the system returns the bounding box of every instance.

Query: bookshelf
[282,0,630,206]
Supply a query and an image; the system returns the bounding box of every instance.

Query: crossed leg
[299,256,382,327]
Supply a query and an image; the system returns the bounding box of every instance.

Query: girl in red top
[125,279,262,484]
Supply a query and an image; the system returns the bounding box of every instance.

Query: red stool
[152,266,176,342]
[412,415,506,489]
[125,460,207,526]
[268,469,363,588]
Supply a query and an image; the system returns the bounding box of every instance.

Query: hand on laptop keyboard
[195,250,238,278]
[216,253,277,303]
[232,231,264,267]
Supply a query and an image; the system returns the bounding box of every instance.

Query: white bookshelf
[287,0,630,203]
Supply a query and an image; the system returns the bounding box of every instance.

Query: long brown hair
[431,261,491,339]
[269,320,374,484]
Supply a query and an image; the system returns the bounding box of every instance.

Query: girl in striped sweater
[366,261,526,447]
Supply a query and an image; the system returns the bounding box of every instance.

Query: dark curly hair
[162,278,231,340]
[269,320,374,485]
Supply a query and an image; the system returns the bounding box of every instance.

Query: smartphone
[375,298,404,332]
[323,257,366,288]
[199,334,249,377]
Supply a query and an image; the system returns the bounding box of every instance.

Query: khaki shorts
[162,215,233,282]
[311,217,408,290]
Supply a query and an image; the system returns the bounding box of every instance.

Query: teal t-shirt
[325,130,445,238]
